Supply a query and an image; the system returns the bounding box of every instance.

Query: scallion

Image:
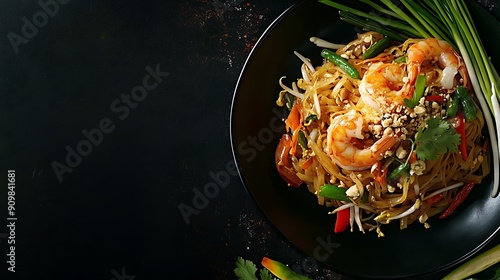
[319,0,500,197]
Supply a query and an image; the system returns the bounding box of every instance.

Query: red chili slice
[439,182,475,219]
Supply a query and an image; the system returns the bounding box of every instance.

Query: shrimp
[326,110,398,171]
[407,38,468,91]
[359,38,468,111]
[359,62,409,111]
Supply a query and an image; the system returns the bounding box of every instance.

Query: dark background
[1,0,500,279]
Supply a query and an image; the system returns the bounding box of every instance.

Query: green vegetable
[404,74,427,108]
[284,93,296,111]
[468,268,500,280]
[320,49,360,79]
[447,93,460,118]
[442,244,500,280]
[234,257,275,280]
[297,130,308,149]
[394,56,406,63]
[337,11,408,42]
[318,184,350,201]
[414,117,460,161]
[234,257,259,280]
[234,257,312,280]
[262,257,312,280]
[319,0,500,197]
[388,163,410,180]
[456,86,477,121]
[363,36,392,59]
[304,114,318,125]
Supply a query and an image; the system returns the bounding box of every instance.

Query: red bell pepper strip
[408,151,417,164]
[439,182,475,219]
[301,157,313,170]
[482,138,489,152]
[456,112,468,161]
[425,95,446,103]
[275,134,303,187]
[426,193,443,205]
[334,208,350,233]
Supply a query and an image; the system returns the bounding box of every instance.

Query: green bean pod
[318,184,350,201]
[363,36,392,59]
[456,86,477,121]
[404,74,427,108]
[447,93,460,118]
[388,164,410,180]
[297,130,308,149]
[320,49,360,79]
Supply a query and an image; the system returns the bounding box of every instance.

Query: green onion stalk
[319,0,500,197]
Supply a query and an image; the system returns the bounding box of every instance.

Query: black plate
[230,0,500,278]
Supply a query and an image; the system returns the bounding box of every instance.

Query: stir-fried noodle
[276,32,490,237]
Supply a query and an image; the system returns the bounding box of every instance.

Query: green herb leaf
[259,268,275,280]
[235,257,259,280]
[414,117,460,161]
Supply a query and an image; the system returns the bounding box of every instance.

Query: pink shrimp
[326,110,398,171]
[359,38,468,111]
[359,62,409,110]
[407,38,468,92]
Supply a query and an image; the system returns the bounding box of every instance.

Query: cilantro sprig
[234,257,276,280]
[414,117,460,161]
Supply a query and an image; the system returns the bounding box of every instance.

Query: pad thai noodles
[275,32,490,237]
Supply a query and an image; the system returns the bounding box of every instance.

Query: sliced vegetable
[424,95,446,103]
[456,111,468,161]
[456,85,477,121]
[284,92,296,111]
[334,208,350,233]
[394,56,406,63]
[388,163,410,180]
[447,93,460,118]
[318,184,350,201]
[362,36,391,59]
[338,11,408,42]
[304,114,318,125]
[442,244,500,280]
[285,102,301,133]
[275,134,303,187]
[286,101,302,157]
[408,150,417,164]
[374,166,388,186]
[301,157,313,170]
[404,74,427,108]
[426,193,443,205]
[320,49,360,79]
[319,0,500,197]
[297,130,308,149]
[261,257,312,280]
[439,182,475,219]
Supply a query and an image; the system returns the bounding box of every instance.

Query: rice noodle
[275,32,490,237]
